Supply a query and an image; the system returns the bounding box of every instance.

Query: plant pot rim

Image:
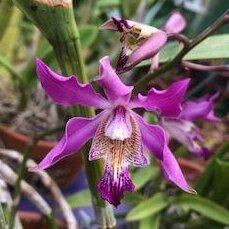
[0,124,57,146]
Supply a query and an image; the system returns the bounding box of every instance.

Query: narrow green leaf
[211,159,229,204]
[79,25,98,48]
[0,203,7,229]
[159,41,183,63]
[139,214,160,229]
[66,189,91,208]
[138,34,229,68]
[197,142,229,195]
[126,193,168,221]
[184,34,229,60]
[124,192,146,205]
[132,166,159,190]
[176,194,229,225]
[0,54,21,81]
[96,0,120,8]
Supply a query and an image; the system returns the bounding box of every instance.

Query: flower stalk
[13,0,116,227]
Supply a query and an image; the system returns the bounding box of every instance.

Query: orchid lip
[105,106,132,141]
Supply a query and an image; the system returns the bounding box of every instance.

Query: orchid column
[13,0,116,227]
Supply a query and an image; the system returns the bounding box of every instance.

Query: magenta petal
[97,165,134,207]
[162,118,209,159]
[164,11,186,34]
[205,110,219,122]
[162,146,196,193]
[180,94,219,122]
[135,113,166,160]
[31,112,105,171]
[98,56,133,103]
[36,58,109,109]
[132,79,190,118]
[125,31,167,70]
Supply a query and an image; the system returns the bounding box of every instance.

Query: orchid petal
[162,146,196,193]
[205,110,219,122]
[180,94,218,122]
[36,58,109,109]
[164,11,186,34]
[100,18,131,31]
[98,56,133,103]
[150,53,160,72]
[105,106,132,141]
[162,118,210,159]
[100,18,158,36]
[135,113,166,160]
[89,111,148,167]
[97,165,134,207]
[124,31,167,70]
[31,112,105,171]
[131,79,190,118]
[100,18,120,31]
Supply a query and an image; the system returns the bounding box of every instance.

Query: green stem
[13,0,116,227]
[133,9,229,94]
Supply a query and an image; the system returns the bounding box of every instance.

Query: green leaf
[124,192,146,205]
[184,34,229,60]
[0,54,21,81]
[126,193,168,221]
[96,0,120,9]
[66,189,91,208]
[211,159,229,204]
[139,214,160,229]
[79,25,98,48]
[176,194,229,225]
[132,166,159,190]
[159,41,183,63]
[0,203,7,229]
[197,142,229,195]
[138,34,229,68]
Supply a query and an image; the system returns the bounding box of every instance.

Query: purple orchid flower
[32,57,195,206]
[100,18,167,73]
[101,11,186,73]
[161,94,219,160]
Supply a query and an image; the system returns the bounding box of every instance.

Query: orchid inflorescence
[31,12,218,207]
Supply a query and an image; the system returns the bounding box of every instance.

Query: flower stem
[133,9,229,93]
[13,0,116,227]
